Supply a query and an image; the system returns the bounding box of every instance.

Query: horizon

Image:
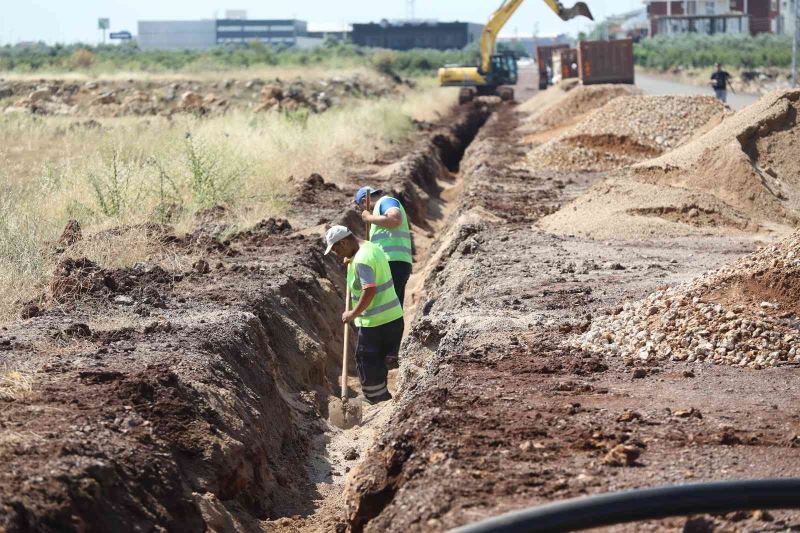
[0,0,643,45]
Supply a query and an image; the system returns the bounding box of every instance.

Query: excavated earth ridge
[0,102,492,531]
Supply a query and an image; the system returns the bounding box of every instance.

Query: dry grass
[0,80,457,322]
[0,367,34,401]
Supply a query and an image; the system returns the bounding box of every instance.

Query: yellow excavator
[438,0,593,104]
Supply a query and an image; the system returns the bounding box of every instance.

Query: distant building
[644,0,778,36]
[137,17,323,50]
[497,33,572,57]
[351,20,483,50]
[601,8,649,40]
[307,22,352,42]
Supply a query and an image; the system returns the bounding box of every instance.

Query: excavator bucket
[557,1,594,21]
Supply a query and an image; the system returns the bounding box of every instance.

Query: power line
[406,0,416,21]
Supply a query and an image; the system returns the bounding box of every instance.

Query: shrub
[634,33,793,70]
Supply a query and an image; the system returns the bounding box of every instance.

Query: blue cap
[355,186,383,205]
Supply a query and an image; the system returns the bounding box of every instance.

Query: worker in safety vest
[355,186,413,307]
[325,225,403,405]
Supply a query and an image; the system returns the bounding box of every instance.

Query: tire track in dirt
[343,105,800,532]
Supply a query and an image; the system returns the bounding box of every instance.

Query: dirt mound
[538,177,754,239]
[528,95,727,172]
[522,83,639,131]
[578,231,800,369]
[633,89,800,225]
[1,75,400,118]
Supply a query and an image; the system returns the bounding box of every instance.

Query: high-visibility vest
[369,196,413,264]
[348,241,404,328]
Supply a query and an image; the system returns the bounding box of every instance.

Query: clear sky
[1,1,644,45]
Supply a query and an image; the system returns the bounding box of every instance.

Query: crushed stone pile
[578,231,800,369]
[538,89,800,239]
[521,82,638,130]
[0,74,399,118]
[528,95,727,172]
[633,89,800,224]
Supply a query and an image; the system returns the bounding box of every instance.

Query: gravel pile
[528,95,727,172]
[522,83,638,129]
[633,89,800,224]
[577,232,800,369]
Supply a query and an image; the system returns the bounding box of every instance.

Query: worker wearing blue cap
[355,186,413,309]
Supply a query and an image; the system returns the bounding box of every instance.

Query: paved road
[636,72,759,110]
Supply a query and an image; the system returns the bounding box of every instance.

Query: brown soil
[343,98,800,533]
[5,70,800,533]
[0,99,491,531]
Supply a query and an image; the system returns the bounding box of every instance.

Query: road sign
[98,18,110,30]
[110,31,132,40]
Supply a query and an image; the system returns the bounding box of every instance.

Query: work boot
[364,391,392,405]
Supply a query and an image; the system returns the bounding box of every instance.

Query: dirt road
[637,72,758,110]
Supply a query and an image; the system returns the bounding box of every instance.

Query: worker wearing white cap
[324,225,403,404]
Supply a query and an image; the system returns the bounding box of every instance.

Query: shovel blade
[329,397,363,429]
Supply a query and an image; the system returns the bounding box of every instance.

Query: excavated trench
[0,101,494,532]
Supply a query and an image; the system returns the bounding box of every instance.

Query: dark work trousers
[389,261,412,308]
[355,317,404,403]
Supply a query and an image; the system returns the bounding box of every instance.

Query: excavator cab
[439,0,593,104]
[488,53,518,86]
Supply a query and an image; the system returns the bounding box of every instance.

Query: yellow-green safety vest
[348,241,404,328]
[369,196,413,264]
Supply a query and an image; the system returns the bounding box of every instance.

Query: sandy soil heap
[521,82,638,131]
[528,95,727,172]
[578,231,800,369]
[633,89,800,224]
[0,74,399,117]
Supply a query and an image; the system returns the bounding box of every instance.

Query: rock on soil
[578,231,800,369]
[527,95,727,172]
[1,74,400,118]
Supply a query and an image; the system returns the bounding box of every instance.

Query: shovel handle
[341,287,351,400]
[365,195,371,241]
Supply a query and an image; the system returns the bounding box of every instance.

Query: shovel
[329,287,363,429]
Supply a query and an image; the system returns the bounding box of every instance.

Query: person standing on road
[325,225,403,405]
[710,63,734,103]
[355,186,413,307]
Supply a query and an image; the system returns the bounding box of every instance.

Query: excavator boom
[479,0,594,73]
[438,0,593,103]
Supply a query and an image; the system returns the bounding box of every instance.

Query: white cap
[324,225,352,255]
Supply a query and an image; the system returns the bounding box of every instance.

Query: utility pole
[406,0,416,21]
[793,0,798,87]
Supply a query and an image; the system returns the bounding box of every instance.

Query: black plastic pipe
[451,479,800,533]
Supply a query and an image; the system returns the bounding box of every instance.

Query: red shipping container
[577,39,635,85]
[536,44,570,89]
[559,49,579,80]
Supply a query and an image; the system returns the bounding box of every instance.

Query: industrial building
[644,0,779,36]
[138,14,322,50]
[351,20,483,50]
